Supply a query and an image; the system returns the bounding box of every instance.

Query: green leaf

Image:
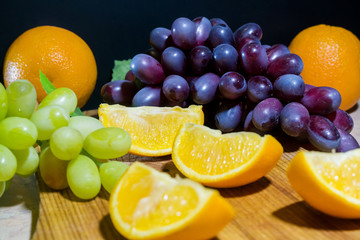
[39,70,56,94]
[39,70,85,117]
[111,59,132,81]
[70,107,86,117]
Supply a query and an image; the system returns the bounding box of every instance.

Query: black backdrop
[1,0,360,110]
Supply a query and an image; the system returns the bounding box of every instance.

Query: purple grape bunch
[100,16,359,153]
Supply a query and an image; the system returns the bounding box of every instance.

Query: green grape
[99,161,129,193]
[67,155,101,200]
[39,146,69,190]
[30,105,70,140]
[50,127,83,160]
[38,87,77,114]
[6,79,37,118]
[83,127,131,159]
[0,117,38,150]
[0,181,5,197]
[0,144,17,181]
[12,146,39,177]
[0,178,12,197]
[0,83,8,120]
[68,116,104,139]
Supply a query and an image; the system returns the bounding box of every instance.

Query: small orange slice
[287,149,360,218]
[172,123,283,188]
[109,162,234,240]
[98,104,204,156]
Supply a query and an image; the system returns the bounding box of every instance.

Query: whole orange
[3,26,97,108]
[288,24,360,111]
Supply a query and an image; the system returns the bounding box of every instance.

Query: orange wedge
[109,162,234,240]
[98,104,204,156]
[172,123,283,188]
[287,149,360,218]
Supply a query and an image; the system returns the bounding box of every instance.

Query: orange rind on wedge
[98,104,204,157]
[287,149,360,219]
[172,123,283,188]
[109,162,234,240]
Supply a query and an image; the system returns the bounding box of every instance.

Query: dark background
[1,0,360,110]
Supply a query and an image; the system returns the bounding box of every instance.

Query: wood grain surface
[6,104,360,240]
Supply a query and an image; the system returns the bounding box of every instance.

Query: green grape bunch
[0,73,131,199]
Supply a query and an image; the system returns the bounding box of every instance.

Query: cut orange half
[98,104,204,156]
[109,162,234,240]
[287,149,360,218]
[172,123,283,188]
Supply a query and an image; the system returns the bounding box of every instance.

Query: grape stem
[37,140,49,150]
[80,149,103,167]
[70,107,86,117]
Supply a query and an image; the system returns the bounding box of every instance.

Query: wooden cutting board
[4,104,360,240]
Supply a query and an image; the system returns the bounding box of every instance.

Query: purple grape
[100,80,137,106]
[145,48,161,61]
[280,102,310,137]
[215,100,243,132]
[131,54,165,85]
[234,23,263,43]
[132,86,164,107]
[301,86,342,115]
[165,100,188,107]
[190,73,220,104]
[336,129,360,152]
[273,74,305,101]
[162,75,189,103]
[243,110,253,131]
[307,115,340,152]
[240,42,269,76]
[161,47,187,76]
[266,44,290,63]
[304,84,315,94]
[150,27,172,52]
[252,98,283,132]
[235,36,261,53]
[326,109,354,133]
[125,70,136,82]
[193,16,212,46]
[247,76,273,103]
[210,18,229,27]
[219,72,246,100]
[171,17,196,50]
[266,53,303,80]
[262,44,271,50]
[208,24,234,49]
[213,43,238,74]
[189,46,212,75]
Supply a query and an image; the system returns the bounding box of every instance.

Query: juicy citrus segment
[98,104,204,156]
[288,24,360,110]
[172,123,283,188]
[109,162,234,240]
[287,149,360,218]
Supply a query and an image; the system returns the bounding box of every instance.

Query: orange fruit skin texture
[99,104,204,157]
[172,124,283,188]
[288,24,360,111]
[3,26,97,108]
[109,162,234,240]
[287,150,360,219]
